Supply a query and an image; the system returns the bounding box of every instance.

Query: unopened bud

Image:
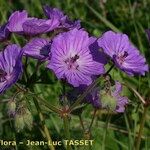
[23,109,33,130]
[7,100,16,116]
[101,93,117,111]
[15,114,25,132]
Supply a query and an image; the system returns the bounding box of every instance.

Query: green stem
[122,83,146,104]
[102,112,111,150]
[34,95,61,114]
[26,61,41,88]
[33,98,55,150]
[79,115,85,131]
[15,83,61,114]
[88,109,97,132]
[124,112,133,150]
[69,78,99,112]
[63,115,71,150]
[135,106,148,150]
[24,56,29,82]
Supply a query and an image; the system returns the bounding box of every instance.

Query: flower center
[65,54,79,70]
[0,69,7,82]
[40,45,51,57]
[115,51,128,65]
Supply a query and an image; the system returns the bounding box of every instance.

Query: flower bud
[15,103,33,132]
[15,114,25,132]
[101,93,117,111]
[7,100,16,116]
[23,109,33,130]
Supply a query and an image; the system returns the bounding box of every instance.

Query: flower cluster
[0,5,149,113]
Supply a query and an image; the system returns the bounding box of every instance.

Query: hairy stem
[63,114,71,150]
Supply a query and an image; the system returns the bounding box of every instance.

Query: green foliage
[0,0,150,150]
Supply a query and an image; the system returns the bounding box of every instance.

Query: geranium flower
[98,31,148,75]
[0,44,23,93]
[100,81,128,112]
[7,10,59,35]
[43,5,81,30]
[23,38,51,60]
[47,29,105,87]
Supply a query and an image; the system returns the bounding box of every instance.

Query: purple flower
[60,16,81,30]
[0,23,10,42]
[8,10,28,33]
[8,10,60,35]
[0,44,23,94]
[22,18,59,35]
[89,37,108,65]
[43,5,81,30]
[47,29,105,87]
[100,81,128,112]
[111,81,128,112]
[23,38,51,60]
[98,31,148,75]
[43,5,64,20]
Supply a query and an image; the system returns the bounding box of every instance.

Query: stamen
[64,54,79,70]
[40,45,50,57]
[114,51,128,65]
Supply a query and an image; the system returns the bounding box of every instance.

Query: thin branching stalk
[88,109,97,132]
[85,3,120,32]
[79,115,85,131]
[35,95,61,114]
[122,83,146,104]
[124,112,133,150]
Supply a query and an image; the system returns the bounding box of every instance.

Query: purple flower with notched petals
[98,31,148,76]
[43,5,81,30]
[8,10,60,36]
[0,44,23,94]
[47,29,105,87]
[23,38,51,60]
[0,23,10,42]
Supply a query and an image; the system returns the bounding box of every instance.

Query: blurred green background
[0,0,150,150]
